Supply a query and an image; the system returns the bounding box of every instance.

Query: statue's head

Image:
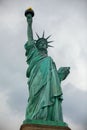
[35,32,53,54]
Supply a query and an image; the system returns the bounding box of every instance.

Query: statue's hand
[57,67,70,82]
[26,14,32,26]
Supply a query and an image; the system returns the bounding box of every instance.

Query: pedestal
[20,124,71,130]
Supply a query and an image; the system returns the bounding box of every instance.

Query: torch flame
[27,7,33,10]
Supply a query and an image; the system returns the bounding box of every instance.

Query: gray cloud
[7,84,28,115]
[62,83,87,129]
[0,0,87,130]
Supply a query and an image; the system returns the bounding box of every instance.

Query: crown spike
[36,32,40,39]
[42,31,45,38]
[46,35,52,40]
[48,41,54,43]
[48,45,53,47]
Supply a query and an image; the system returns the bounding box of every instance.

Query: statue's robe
[24,41,63,122]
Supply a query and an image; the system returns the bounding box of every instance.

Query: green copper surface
[23,8,70,126]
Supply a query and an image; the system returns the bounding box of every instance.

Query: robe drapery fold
[24,40,63,121]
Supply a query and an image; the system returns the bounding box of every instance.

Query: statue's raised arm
[25,8,34,44]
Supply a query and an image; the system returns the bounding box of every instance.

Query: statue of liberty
[23,8,70,126]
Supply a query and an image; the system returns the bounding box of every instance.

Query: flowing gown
[24,40,63,122]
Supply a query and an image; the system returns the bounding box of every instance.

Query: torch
[25,7,35,17]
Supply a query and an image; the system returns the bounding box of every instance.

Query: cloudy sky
[0,0,87,130]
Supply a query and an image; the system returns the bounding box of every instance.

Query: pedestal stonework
[20,124,71,130]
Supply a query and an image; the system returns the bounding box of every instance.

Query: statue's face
[36,39,47,50]
[26,14,32,24]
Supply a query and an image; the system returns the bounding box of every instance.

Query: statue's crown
[35,32,53,48]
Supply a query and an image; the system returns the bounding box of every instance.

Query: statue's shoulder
[24,40,36,50]
[46,56,55,65]
[24,40,38,57]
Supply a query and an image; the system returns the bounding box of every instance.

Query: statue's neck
[39,49,48,56]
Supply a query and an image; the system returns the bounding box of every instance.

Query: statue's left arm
[57,67,70,82]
